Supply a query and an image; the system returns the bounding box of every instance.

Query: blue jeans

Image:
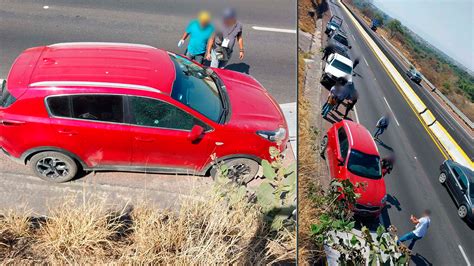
[186,51,205,64]
[321,102,334,117]
[398,232,422,249]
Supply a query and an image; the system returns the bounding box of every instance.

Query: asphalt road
[327,1,473,265]
[0,0,296,103]
[0,0,296,213]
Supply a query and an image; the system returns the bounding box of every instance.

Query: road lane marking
[383,97,400,126]
[351,34,356,41]
[43,5,49,9]
[252,26,296,34]
[363,57,369,66]
[337,0,474,167]
[458,245,471,266]
[353,106,360,123]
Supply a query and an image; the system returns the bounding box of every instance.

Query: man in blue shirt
[178,11,214,64]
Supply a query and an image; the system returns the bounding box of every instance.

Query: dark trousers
[344,100,357,118]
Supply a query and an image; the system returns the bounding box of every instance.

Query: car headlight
[257,128,287,142]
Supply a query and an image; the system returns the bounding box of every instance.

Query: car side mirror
[349,45,352,49]
[188,125,205,142]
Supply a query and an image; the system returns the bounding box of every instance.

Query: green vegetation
[309,180,411,265]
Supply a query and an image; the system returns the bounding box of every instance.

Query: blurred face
[224,17,236,26]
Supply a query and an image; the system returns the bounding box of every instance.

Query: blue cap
[222,7,236,19]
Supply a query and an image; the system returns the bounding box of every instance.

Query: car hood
[325,64,353,82]
[346,172,386,206]
[214,69,287,131]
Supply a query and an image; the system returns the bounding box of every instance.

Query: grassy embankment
[0,186,295,263]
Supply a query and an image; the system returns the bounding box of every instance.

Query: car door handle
[1,119,26,126]
[57,129,78,136]
[134,137,154,142]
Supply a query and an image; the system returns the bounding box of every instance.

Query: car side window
[72,95,124,123]
[129,96,209,131]
[47,96,71,117]
[459,174,468,190]
[337,127,349,159]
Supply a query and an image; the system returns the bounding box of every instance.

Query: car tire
[211,158,259,186]
[458,205,468,219]
[29,151,78,183]
[320,135,328,159]
[438,172,447,185]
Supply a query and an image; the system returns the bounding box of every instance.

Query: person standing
[373,114,390,140]
[206,8,244,68]
[178,11,214,64]
[322,78,346,119]
[397,210,431,249]
[322,44,336,61]
[343,86,358,119]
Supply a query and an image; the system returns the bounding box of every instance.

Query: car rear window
[0,81,16,108]
[47,95,124,123]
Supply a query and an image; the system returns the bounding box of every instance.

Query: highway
[0,1,296,212]
[328,0,473,265]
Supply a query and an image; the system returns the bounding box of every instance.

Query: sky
[372,0,474,72]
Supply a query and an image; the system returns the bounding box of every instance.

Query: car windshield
[347,150,382,179]
[332,59,352,74]
[334,34,349,46]
[169,54,224,123]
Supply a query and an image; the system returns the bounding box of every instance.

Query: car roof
[342,120,379,156]
[7,42,175,97]
[333,53,353,66]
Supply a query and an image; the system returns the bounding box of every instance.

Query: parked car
[439,160,474,222]
[325,15,343,35]
[328,30,352,52]
[0,42,288,183]
[320,120,388,217]
[321,53,353,86]
[370,19,379,31]
[406,68,422,84]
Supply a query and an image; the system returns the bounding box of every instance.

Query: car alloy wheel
[212,158,259,186]
[36,157,70,179]
[438,172,447,184]
[458,205,468,219]
[29,151,78,183]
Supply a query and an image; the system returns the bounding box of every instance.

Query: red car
[0,42,288,183]
[320,120,387,216]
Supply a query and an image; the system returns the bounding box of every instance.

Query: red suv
[320,120,387,216]
[0,42,288,183]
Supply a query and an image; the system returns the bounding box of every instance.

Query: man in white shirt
[397,209,431,249]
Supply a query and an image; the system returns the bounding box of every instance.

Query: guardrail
[338,0,473,168]
[379,35,474,130]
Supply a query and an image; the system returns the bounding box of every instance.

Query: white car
[321,53,353,85]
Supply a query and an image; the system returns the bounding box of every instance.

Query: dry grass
[0,188,294,264]
[298,0,316,33]
[297,51,327,264]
